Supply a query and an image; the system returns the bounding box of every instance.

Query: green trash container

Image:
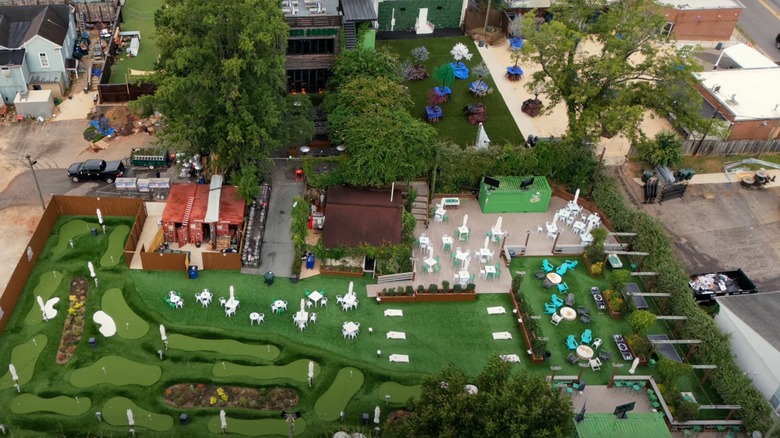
[264,272,275,286]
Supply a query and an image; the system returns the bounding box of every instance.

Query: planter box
[510,288,545,362]
[319,268,363,277]
[609,308,623,319]
[377,295,417,303]
[626,342,648,366]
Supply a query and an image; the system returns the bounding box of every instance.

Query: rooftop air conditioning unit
[1,69,9,77]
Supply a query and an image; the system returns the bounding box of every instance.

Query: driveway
[256,160,303,278]
[617,168,780,291]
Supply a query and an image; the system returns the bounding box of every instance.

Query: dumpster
[306,253,315,270]
[264,271,275,286]
[188,265,198,279]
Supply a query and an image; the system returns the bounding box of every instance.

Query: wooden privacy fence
[139,247,189,271]
[683,138,780,155]
[203,252,242,270]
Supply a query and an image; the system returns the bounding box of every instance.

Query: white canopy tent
[714,44,778,70]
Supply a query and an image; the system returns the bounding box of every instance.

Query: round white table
[559,306,577,321]
[576,345,594,360]
[544,272,562,288]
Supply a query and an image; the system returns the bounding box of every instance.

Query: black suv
[67,159,125,183]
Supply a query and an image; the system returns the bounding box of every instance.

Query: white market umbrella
[428,245,434,260]
[573,189,580,205]
[348,282,354,294]
[475,123,490,149]
[483,236,489,251]
[127,409,135,426]
[464,384,479,395]
[308,360,315,379]
[374,405,381,424]
[9,364,18,382]
[88,262,96,278]
[628,357,640,375]
[494,216,503,232]
[463,257,471,271]
[96,208,103,225]
[159,324,167,341]
[462,214,469,228]
[220,410,227,429]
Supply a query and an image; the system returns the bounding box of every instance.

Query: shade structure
[483,236,490,250]
[88,262,96,278]
[374,406,381,424]
[220,410,227,429]
[629,357,640,375]
[97,208,103,225]
[300,298,306,313]
[9,363,18,381]
[462,214,469,228]
[475,122,491,149]
[159,324,167,341]
[494,216,502,232]
[428,245,434,260]
[308,360,315,379]
[348,282,353,294]
[229,285,235,301]
[127,409,135,426]
[573,188,580,205]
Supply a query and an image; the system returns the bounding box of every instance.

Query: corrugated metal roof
[218,185,245,225]
[162,184,198,223]
[204,175,223,223]
[340,0,377,22]
[189,184,210,222]
[323,186,402,248]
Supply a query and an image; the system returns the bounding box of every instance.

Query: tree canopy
[389,357,575,438]
[140,0,288,180]
[521,0,710,145]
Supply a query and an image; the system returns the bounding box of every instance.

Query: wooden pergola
[691,364,718,385]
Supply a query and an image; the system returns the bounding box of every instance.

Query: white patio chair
[342,329,349,338]
[226,307,236,318]
[480,268,486,279]
[219,297,227,307]
[551,313,563,326]
[271,303,278,313]
[589,358,602,371]
[592,338,602,350]
[547,229,557,240]
[320,297,328,307]
[176,299,184,309]
[200,297,209,308]
[250,312,264,325]
[306,300,313,309]
[566,216,575,226]
[297,321,307,331]
[537,225,544,233]
[310,313,317,324]
[336,295,344,304]
[342,303,351,312]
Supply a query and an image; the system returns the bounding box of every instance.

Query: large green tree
[142,0,288,181]
[389,357,575,437]
[521,0,711,145]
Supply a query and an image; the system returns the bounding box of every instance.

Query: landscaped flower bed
[56,277,89,365]
[377,283,477,303]
[163,384,298,410]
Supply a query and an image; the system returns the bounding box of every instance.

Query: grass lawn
[109,0,160,84]
[377,37,523,146]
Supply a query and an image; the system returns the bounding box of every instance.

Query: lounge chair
[565,293,575,307]
[580,314,592,324]
[556,264,568,276]
[581,329,592,345]
[598,350,612,362]
[566,335,578,350]
[551,313,563,326]
[544,303,558,314]
[551,294,564,307]
[535,270,546,279]
[577,306,590,316]
[589,358,602,371]
[567,353,579,364]
[542,259,554,273]
[557,282,569,294]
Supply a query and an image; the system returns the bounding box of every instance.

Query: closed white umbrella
[127,409,135,426]
[87,262,96,278]
[463,257,470,271]
[229,285,235,301]
[9,364,18,382]
[349,282,353,294]
[475,123,490,149]
[220,410,227,429]
[308,360,315,379]
[628,357,640,375]
[374,405,381,424]
[300,298,306,314]
[428,245,434,260]
[96,208,103,225]
[159,324,167,341]
[462,214,469,228]
[483,236,489,250]
[573,188,580,205]
[494,216,502,232]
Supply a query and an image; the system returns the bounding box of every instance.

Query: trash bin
[179,413,189,425]
[641,170,653,183]
[306,253,315,270]
[91,228,98,237]
[264,271,275,286]
[188,265,198,279]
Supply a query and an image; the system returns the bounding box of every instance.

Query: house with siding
[0,5,77,103]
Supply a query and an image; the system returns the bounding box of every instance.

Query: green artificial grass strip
[575,412,671,438]
[0,335,47,389]
[212,359,320,383]
[207,416,308,436]
[314,367,364,421]
[70,356,162,388]
[24,271,63,324]
[10,394,91,415]
[52,220,97,255]
[108,0,160,84]
[100,225,130,267]
[377,381,422,404]
[102,396,174,432]
[101,288,149,339]
[168,334,281,361]
[377,36,523,146]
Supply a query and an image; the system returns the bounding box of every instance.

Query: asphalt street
[738,0,780,61]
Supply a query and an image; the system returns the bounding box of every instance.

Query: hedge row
[591,172,773,434]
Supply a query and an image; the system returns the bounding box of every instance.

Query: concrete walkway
[257,160,303,277]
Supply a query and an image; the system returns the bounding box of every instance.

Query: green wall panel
[377,0,462,32]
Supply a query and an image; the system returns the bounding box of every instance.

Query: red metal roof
[162,184,198,223]
[219,185,246,225]
[189,184,210,223]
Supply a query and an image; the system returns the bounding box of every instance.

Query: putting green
[0,335,47,389]
[25,271,63,323]
[70,356,161,388]
[207,416,307,436]
[169,334,280,360]
[314,367,364,421]
[52,220,98,255]
[100,225,130,267]
[378,382,422,404]
[102,396,173,432]
[11,394,91,415]
[102,288,149,339]
[212,359,320,383]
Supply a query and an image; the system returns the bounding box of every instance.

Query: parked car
[776,33,780,49]
[67,159,125,183]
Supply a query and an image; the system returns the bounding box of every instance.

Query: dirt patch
[56,277,89,365]
[163,384,298,410]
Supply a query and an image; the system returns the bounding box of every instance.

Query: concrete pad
[258,160,303,277]
[130,201,165,270]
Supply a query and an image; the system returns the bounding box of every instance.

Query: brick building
[659,0,744,42]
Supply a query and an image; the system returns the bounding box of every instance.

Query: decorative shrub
[590,261,603,276]
[603,289,625,313]
[466,283,476,292]
[453,284,463,293]
[429,284,438,293]
[626,334,652,358]
[674,399,700,423]
[628,309,656,335]
[442,281,450,293]
[417,284,425,293]
[397,286,406,295]
[511,274,523,292]
[405,286,415,296]
[609,269,631,293]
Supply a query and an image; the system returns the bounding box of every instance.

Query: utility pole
[25,155,45,210]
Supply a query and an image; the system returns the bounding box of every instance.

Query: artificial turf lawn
[102,396,174,431]
[212,359,320,383]
[52,220,98,255]
[108,0,160,84]
[0,335,46,389]
[70,356,162,388]
[100,225,130,267]
[168,333,281,360]
[11,394,92,415]
[207,416,308,436]
[377,36,524,146]
[24,271,62,324]
[102,288,149,339]
[377,381,422,404]
[314,367,364,421]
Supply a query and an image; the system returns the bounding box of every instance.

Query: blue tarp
[450,62,469,79]
[90,119,115,137]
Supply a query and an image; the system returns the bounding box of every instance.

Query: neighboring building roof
[717,292,780,352]
[217,185,246,225]
[576,413,672,438]
[341,0,377,22]
[282,0,339,18]
[662,0,745,9]
[322,186,404,248]
[189,184,211,223]
[163,182,245,225]
[718,43,777,69]
[696,69,780,121]
[0,5,71,49]
[0,48,24,65]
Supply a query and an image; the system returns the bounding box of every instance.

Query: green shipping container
[479,176,552,213]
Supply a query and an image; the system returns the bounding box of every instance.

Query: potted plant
[405,285,415,296]
[410,46,430,80]
[466,283,476,293]
[628,310,656,335]
[453,284,463,293]
[441,281,450,293]
[604,289,625,318]
[429,283,438,293]
[626,334,652,364]
[417,284,425,294]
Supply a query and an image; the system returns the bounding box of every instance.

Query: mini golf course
[24,271,63,324]
[11,394,92,415]
[207,416,308,436]
[377,381,422,404]
[101,288,149,339]
[100,225,130,267]
[102,396,174,432]
[70,356,162,388]
[168,333,281,360]
[314,367,364,421]
[52,220,99,256]
[0,335,47,389]
[212,359,319,383]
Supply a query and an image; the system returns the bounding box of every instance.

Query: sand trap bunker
[92,311,117,337]
[314,367,364,421]
[207,416,307,436]
[70,356,161,388]
[11,394,91,415]
[102,288,148,339]
[25,271,63,323]
[52,220,98,256]
[102,396,173,432]
[212,359,319,383]
[100,225,130,267]
[377,381,422,403]
[0,335,47,389]
[169,334,280,360]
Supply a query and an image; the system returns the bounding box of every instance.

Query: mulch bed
[56,277,89,365]
[164,384,299,410]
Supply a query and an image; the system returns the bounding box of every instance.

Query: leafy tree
[657,357,693,387]
[389,357,574,438]
[609,269,631,292]
[628,309,657,335]
[510,47,522,67]
[282,94,315,149]
[433,63,455,89]
[471,62,492,103]
[521,0,710,145]
[635,131,683,167]
[329,48,401,87]
[142,0,288,181]
[235,161,263,202]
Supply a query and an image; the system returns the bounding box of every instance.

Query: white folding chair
[310,313,317,324]
[320,297,328,307]
[306,300,313,309]
[225,307,236,318]
[219,297,227,307]
[336,295,344,304]
[537,225,544,233]
[176,300,184,309]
